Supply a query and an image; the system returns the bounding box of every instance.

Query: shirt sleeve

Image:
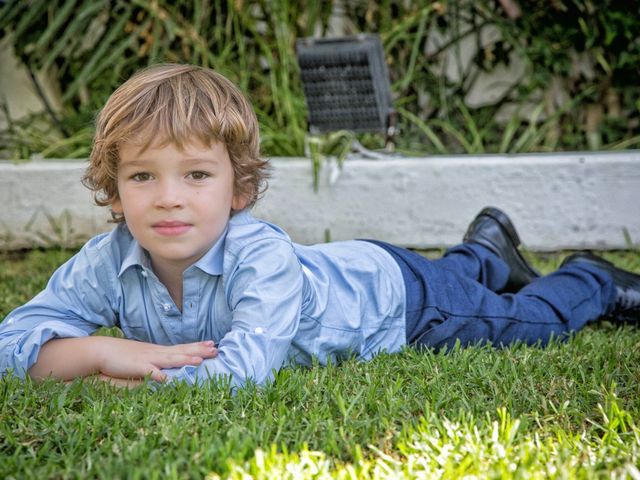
[163,237,303,388]
[0,243,119,378]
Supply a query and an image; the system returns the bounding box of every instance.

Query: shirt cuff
[1,321,88,378]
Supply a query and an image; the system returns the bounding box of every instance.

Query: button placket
[181,272,201,342]
[146,273,178,317]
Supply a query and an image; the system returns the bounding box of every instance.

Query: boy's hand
[96,337,218,382]
[29,336,217,383]
[66,374,146,389]
[94,374,146,389]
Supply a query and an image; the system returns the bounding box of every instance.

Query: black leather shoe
[463,206,540,293]
[561,252,640,324]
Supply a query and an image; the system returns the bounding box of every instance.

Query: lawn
[1,248,639,478]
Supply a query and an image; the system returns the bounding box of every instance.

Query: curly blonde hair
[83,64,269,222]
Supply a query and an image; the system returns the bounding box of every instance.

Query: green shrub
[1,0,639,158]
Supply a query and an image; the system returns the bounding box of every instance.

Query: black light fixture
[296,34,396,148]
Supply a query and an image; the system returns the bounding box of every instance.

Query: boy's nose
[155,181,184,209]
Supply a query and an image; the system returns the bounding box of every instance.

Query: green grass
[1,249,640,478]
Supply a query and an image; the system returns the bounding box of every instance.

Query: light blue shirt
[0,211,406,387]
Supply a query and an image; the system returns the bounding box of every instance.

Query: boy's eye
[131,172,151,182]
[189,171,210,180]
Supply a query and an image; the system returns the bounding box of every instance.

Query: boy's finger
[156,354,204,368]
[202,347,218,358]
[109,377,145,389]
[96,374,142,388]
[148,368,167,383]
[109,377,134,387]
[172,342,217,356]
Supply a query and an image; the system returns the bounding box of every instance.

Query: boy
[1,64,639,389]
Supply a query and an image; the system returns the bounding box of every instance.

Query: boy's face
[112,139,246,273]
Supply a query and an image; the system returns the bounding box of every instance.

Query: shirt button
[140,270,148,278]
[162,303,171,312]
[254,327,264,334]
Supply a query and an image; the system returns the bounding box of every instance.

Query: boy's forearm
[27,336,218,383]
[28,337,102,381]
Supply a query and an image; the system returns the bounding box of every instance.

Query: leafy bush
[1,0,639,158]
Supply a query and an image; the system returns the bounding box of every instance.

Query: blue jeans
[366,241,617,350]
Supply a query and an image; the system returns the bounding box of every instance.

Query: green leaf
[62,5,134,102]
[40,0,108,71]
[33,0,78,52]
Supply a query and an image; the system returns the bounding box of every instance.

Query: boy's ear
[231,192,249,211]
[111,197,123,214]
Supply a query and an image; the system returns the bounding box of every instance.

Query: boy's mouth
[152,221,192,236]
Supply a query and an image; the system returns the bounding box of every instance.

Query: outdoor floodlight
[296,34,396,143]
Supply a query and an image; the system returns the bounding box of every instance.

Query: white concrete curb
[1,151,639,250]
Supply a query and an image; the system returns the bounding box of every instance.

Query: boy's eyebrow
[119,159,150,167]
[180,157,222,165]
[119,157,221,167]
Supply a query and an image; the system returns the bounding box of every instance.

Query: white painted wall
[1,152,638,251]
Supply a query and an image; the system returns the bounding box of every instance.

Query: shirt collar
[191,225,227,276]
[117,223,229,278]
[118,237,150,277]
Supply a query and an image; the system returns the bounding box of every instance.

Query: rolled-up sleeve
[0,244,118,377]
[163,238,303,387]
